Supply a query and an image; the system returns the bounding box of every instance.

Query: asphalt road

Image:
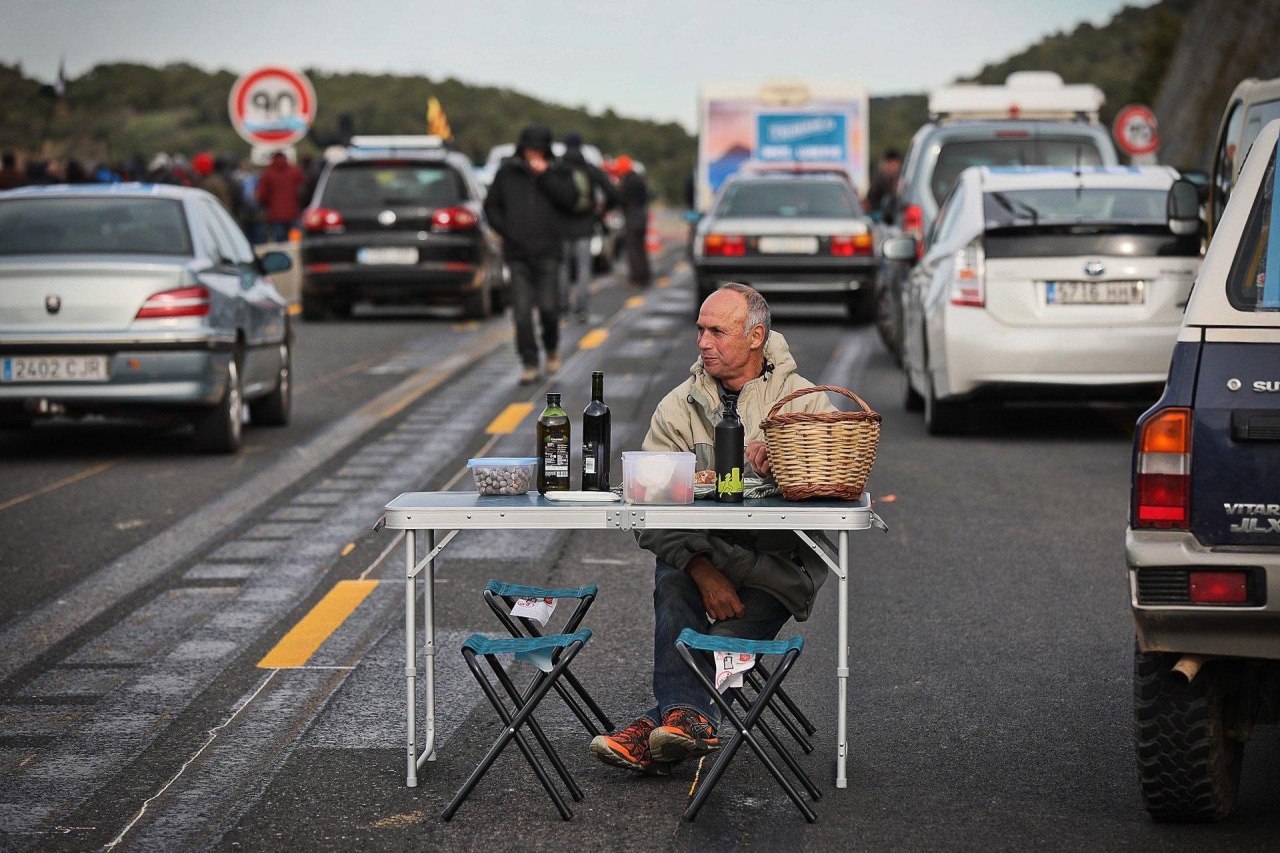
[2,240,1279,851]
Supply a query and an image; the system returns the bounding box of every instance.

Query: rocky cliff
[1154,0,1280,168]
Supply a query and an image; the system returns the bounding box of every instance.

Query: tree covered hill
[0,0,1212,201]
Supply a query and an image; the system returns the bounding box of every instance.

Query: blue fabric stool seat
[482,580,613,736]
[442,629,592,822]
[675,628,821,823]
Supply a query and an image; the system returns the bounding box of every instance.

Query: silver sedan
[0,184,293,452]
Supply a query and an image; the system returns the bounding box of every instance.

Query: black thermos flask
[715,393,745,503]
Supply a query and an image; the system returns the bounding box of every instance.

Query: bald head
[696,286,769,393]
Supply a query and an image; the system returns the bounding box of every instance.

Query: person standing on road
[192,152,235,214]
[589,283,836,774]
[866,148,902,219]
[559,132,620,323]
[255,151,306,243]
[615,155,652,288]
[484,125,578,384]
[0,152,24,190]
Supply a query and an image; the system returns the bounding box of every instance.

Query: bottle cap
[547,392,561,405]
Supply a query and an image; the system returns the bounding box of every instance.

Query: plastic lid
[467,457,537,467]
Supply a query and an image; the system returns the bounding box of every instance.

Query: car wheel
[846,290,876,325]
[923,374,965,436]
[903,370,924,412]
[695,275,714,315]
[301,294,327,321]
[1134,646,1243,822]
[331,301,353,319]
[875,282,903,364]
[461,283,492,319]
[193,358,243,453]
[249,340,291,426]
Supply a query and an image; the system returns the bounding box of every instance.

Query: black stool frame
[483,585,613,735]
[676,639,822,823]
[442,634,588,822]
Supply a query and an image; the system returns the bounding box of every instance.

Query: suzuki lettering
[1254,380,1280,392]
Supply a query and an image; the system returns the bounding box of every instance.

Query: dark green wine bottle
[537,392,570,494]
[581,372,611,491]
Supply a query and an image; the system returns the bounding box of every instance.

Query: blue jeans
[559,237,593,317]
[644,558,791,725]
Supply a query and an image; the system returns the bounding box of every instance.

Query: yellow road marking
[451,320,478,331]
[656,276,671,289]
[375,327,512,419]
[0,460,118,513]
[257,580,379,668]
[486,402,534,434]
[341,542,356,557]
[625,295,646,309]
[286,303,302,316]
[578,328,609,350]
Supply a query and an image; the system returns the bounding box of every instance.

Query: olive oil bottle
[537,392,571,493]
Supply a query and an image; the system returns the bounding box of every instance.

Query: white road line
[104,669,279,851]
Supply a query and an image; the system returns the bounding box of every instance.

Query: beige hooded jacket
[635,331,836,620]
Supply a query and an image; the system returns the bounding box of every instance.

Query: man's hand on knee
[686,556,745,621]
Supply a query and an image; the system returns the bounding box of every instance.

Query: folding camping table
[380,491,881,789]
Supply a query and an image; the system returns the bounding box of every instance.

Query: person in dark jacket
[193,152,235,214]
[616,155,652,288]
[0,152,23,190]
[557,133,621,323]
[484,125,578,383]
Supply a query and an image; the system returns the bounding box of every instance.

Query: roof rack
[928,72,1104,124]
[347,135,445,150]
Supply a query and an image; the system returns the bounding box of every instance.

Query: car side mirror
[682,209,702,224]
[257,250,292,275]
[881,236,917,262]
[1167,179,1201,236]
[1178,169,1211,203]
[867,209,884,224]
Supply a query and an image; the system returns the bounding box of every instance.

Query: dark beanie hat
[516,124,553,156]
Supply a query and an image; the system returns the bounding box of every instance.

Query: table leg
[837,529,849,789]
[405,530,417,787]
[423,529,437,764]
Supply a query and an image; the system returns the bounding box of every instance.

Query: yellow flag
[427,97,453,141]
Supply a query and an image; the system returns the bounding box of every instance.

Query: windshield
[321,163,464,208]
[1225,147,1280,312]
[931,138,1105,203]
[715,180,860,218]
[0,197,192,256]
[983,187,1167,227]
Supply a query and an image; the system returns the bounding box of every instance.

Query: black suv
[1127,121,1280,822]
[299,137,504,320]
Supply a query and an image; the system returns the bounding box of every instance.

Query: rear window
[715,180,859,218]
[983,188,1167,227]
[0,197,192,256]
[931,138,1105,203]
[320,162,465,208]
[1225,147,1280,312]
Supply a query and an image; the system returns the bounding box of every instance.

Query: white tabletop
[382,491,874,531]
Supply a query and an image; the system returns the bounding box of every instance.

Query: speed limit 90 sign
[228,66,317,148]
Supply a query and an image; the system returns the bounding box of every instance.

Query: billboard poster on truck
[697,81,869,210]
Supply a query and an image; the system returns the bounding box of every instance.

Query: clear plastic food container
[467,457,537,495]
[621,451,695,504]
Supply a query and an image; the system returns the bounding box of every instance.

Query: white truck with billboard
[695,79,871,211]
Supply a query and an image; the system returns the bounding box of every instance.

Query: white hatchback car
[889,165,1203,434]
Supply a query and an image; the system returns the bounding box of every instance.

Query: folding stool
[442,629,592,822]
[483,580,613,735]
[675,628,823,823]
[742,659,818,753]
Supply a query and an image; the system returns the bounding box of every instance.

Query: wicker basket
[760,385,881,501]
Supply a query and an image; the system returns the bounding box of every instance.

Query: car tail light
[995,129,1030,139]
[302,207,345,234]
[949,239,985,307]
[1188,571,1249,605]
[1134,407,1191,528]
[830,234,874,257]
[704,234,746,257]
[431,206,479,232]
[135,286,211,319]
[901,204,925,260]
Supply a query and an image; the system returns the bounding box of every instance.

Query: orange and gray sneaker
[589,717,671,775]
[649,708,719,764]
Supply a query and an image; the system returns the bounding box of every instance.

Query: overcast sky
[2,0,1152,130]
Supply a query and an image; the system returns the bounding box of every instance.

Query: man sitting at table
[589,282,836,774]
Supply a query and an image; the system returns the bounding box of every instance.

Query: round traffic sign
[228,66,317,149]
[1113,104,1160,157]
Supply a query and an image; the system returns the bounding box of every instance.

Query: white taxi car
[887,165,1202,434]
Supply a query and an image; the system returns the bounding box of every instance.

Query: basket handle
[765,384,875,420]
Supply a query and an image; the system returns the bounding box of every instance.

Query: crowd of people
[0,148,323,246]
